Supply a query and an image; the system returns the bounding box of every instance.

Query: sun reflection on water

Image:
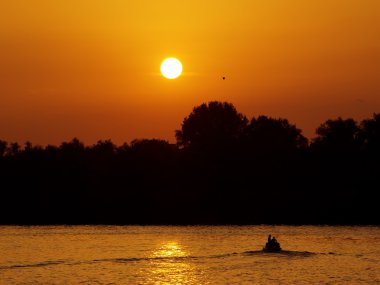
[152,242,188,258]
[145,241,201,285]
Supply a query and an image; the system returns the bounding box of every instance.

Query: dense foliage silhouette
[0,102,379,225]
[176,101,247,159]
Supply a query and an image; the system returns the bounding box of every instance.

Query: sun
[160,58,182,79]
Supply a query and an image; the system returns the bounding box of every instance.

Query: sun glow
[152,241,187,258]
[160,58,183,79]
[148,242,199,284]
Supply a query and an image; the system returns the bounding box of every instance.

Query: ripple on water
[0,225,379,285]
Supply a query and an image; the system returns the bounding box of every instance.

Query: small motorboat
[263,235,282,252]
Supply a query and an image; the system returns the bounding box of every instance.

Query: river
[0,226,379,284]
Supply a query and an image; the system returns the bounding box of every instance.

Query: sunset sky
[1,0,379,145]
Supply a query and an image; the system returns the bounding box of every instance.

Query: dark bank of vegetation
[0,101,379,225]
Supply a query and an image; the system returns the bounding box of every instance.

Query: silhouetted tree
[60,137,85,153]
[0,103,379,225]
[8,142,21,156]
[90,140,116,156]
[176,101,248,157]
[311,118,360,154]
[130,139,176,162]
[244,115,308,156]
[24,141,33,152]
[307,118,364,224]
[117,142,130,154]
[0,140,7,157]
[359,113,380,155]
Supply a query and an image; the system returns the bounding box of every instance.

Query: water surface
[0,226,379,284]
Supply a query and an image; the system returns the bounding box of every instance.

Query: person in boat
[264,234,281,251]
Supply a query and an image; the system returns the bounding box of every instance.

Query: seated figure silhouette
[263,234,282,252]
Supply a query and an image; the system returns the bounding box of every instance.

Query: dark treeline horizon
[1,101,379,225]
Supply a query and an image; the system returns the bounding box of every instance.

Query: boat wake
[0,260,68,270]
[243,250,316,257]
[0,249,320,270]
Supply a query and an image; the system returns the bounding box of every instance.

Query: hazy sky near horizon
[1,0,379,145]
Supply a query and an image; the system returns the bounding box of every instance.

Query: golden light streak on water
[0,226,379,284]
[148,241,200,285]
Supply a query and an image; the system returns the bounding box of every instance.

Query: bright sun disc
[160,58,182,79]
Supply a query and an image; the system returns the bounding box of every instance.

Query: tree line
[0,101,379,225]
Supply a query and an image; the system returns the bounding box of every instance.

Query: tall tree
[311,118,360,153]
[175,101,248,155]
[359,113,380,155]
[245,116,307,156]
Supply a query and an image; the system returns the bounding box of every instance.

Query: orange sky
[1,0,379,145]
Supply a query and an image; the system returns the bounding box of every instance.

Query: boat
[262,243,282,252]
[263,235,282,252]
